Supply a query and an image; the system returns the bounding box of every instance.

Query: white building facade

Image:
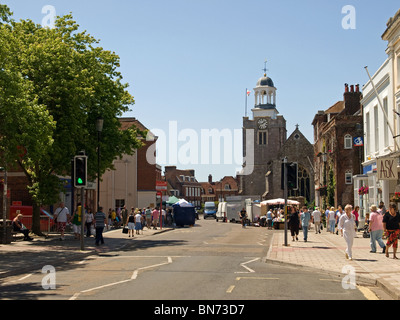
[355,9,400,215]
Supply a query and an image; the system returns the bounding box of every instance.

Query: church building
[238,67,315,204]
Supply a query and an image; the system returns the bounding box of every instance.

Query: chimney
[343,84,362,115]
[345,83,349,93]
[208,174,213,184]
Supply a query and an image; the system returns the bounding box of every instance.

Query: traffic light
[281,161,298,191]
[287,162,298,190]
[74,156,87,188]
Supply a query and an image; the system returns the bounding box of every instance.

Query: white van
[216,202,227,222]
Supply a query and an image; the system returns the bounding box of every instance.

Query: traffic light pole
[80,187,85,251]
[283,157,288,247]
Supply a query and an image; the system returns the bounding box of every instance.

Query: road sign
[156,181,168,191]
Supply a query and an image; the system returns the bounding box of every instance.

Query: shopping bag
[122,227,128,234]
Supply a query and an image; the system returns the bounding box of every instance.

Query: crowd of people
[51,203,174,245]
[265,202,400,261]
[13,199,400,260]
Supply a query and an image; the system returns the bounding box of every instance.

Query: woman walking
[368,205,386,254]
[127,211,135,238]
[288,207,300,241]
[383,203,400,259]
[338,204,357,260]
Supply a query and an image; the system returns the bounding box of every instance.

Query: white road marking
[235,258,260,274]
[226,285,235,293]
[69,256,177,300]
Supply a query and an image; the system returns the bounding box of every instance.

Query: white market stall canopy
[261,198,300,205]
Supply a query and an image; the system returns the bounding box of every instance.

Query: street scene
[1,0,400,307]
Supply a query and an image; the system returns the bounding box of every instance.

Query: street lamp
[96,117,104,213]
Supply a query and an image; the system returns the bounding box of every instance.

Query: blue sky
[2,0,399,181]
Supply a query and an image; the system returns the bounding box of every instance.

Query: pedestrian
[127,211,135,237]
[94,206,107,246]
[85,207,94,238]
[335,206,344,235]
[107,208,112,230]
[338,204,357,260]
[328,207,336,234]
[312,207,322,234]
[239,208,247,228]
[71,203,83,240]
[166,208,173,226]
[152,208,160,230]
[352,206,360,230]
[266,209,273,230]
[288,206,300,241]
[54,202,70,241]
[135,210,143,235]
[145,207,152,229]
[383,203,400,259]
[379,201,387,215]
[121,206,128,227]
[12,214,33,241]
[300,206,311,242]
[368,205,386,254]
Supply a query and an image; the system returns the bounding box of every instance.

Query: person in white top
[312,207,322,234]
[135,211,143,235]
[54,202,70,240]
[338,204,357,260]
[328,207,336,234]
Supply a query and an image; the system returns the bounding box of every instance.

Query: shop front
[354,157,398,227]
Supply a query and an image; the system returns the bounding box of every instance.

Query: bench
[11,230,24,241]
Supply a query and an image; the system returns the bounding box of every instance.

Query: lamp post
[96,117,104,213]
[1,166,7,245]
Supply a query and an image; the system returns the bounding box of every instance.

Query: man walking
[300,206,311,242]
[54,202,70,241]
[94,206,107,246]
[312,207,322,234]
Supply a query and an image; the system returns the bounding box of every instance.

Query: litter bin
[0,219,12,244]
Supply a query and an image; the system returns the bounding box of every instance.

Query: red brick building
[200,174,239,203]
[312,84,364,209]
[164,166,202,207]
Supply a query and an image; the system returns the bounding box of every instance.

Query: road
[0,217,382,302]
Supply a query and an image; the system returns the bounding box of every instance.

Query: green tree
[327,166,336,208]
[0,6,143,235]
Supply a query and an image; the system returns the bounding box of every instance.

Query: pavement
[265,227,400,300]
[2,224,400,300]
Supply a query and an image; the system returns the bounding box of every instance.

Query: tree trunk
[32,203,44,236]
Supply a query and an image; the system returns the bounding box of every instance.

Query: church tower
[239,65,287,198]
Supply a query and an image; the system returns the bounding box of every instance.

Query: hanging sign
[377,157,398,180]
[353,137,364,147]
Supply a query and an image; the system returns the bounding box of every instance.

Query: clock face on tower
[257,118,268,130]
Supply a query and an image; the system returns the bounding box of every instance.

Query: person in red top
[352,206,360,229]
[368,205,386,254]
[151,208,160,230]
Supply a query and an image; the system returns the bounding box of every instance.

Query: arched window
[344,134,352,149]
[289,165,311,203]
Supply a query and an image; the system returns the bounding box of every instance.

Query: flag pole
[245,88,248,118]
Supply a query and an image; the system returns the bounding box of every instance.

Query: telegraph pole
[283,157,288,247]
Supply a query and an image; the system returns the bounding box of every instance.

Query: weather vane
[262,59,268,75]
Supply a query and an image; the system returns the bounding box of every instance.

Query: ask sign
[377,157,398,180]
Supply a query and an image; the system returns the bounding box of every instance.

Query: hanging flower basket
[358,186,369,195]
[390,192,400,202]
